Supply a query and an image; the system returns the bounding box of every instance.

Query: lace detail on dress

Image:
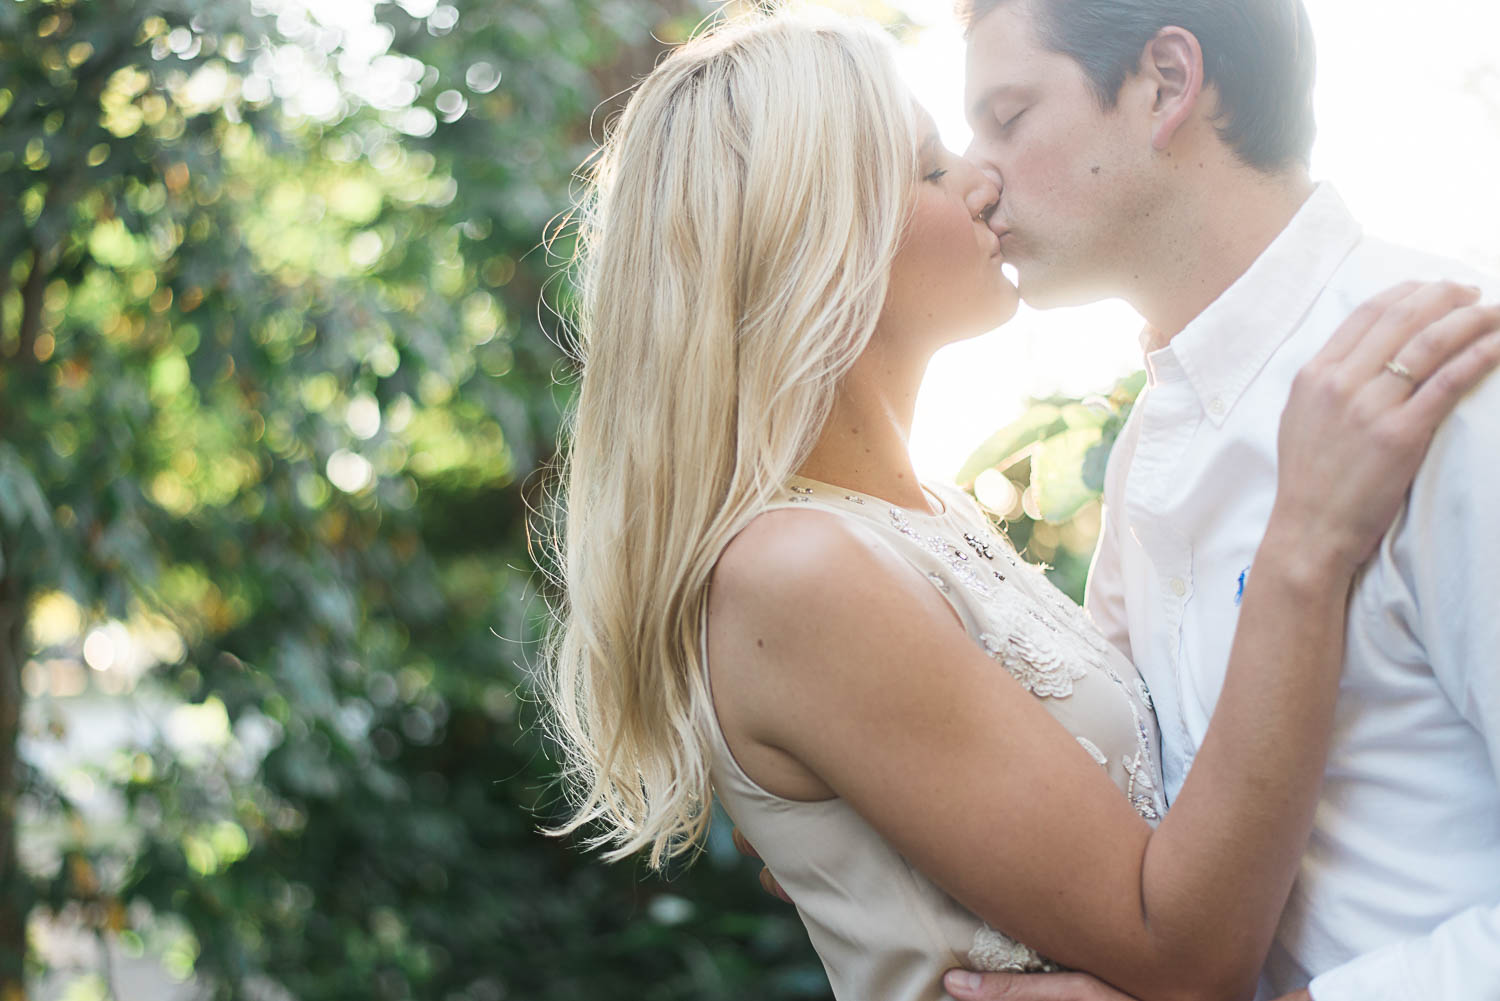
[787,477,1166,823]
[900,505,1101,701]
[978,624,1087,700]
[890,507,997,599]
[968,925,1060,973]
[1097,659,1162,821]
[1077,736,1109,766]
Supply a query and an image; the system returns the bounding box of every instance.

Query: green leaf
[0,443,56,532]
[1031,426,1106,523]
[1058,401,1110,430]
[1112,369,1148,403]
[954,404,1065,484]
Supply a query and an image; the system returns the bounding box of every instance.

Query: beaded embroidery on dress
[704,476,1167,999]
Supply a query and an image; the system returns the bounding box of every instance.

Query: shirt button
[1208,397,1226,416]
[1170,577,1187,597]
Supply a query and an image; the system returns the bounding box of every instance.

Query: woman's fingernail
[944,970,981,995]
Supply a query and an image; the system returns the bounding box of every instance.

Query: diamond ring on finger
[1383,358,1416,382]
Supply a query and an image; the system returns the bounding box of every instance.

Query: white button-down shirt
[1085,184,1500,1000]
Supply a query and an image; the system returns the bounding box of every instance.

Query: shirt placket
[1124,369,1201,801]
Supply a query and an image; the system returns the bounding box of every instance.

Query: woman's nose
[965,170,1001,221]
[961,141,1004,194]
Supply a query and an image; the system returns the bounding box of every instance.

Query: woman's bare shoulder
[705,505,967,799]
[709,507,931,642]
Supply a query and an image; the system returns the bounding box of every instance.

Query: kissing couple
[541,1,1500,999]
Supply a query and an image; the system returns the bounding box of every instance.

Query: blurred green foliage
[958,373,1146,603]
[0,0,835,998]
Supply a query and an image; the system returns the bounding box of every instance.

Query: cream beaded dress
[704,476,1167,1001]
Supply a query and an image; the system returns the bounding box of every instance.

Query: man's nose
[962,142,1004,195]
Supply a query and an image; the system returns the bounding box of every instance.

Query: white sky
[892,0,1500,480]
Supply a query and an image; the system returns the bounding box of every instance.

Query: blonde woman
[542,12,1500,1001]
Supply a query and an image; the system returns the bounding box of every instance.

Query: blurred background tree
[0,0,840,997]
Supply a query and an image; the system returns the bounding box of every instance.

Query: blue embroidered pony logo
[1234,566,1251,606]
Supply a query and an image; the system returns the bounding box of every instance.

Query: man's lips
[988,227,1010,258]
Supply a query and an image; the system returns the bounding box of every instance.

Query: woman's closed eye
[923,167,949,183]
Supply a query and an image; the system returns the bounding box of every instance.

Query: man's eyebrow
[967,83,1023,123]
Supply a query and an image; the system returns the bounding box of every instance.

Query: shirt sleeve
[1308,372,1500,1001]
[1307,908,1500,1001]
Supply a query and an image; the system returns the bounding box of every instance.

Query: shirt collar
[1144,183,1363,424]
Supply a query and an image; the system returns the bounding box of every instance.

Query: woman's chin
[984,264,1022,325]
[980,287,1022,331]
[942,295,1021,346]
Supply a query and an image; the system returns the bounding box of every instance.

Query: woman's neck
[797,339,935,514]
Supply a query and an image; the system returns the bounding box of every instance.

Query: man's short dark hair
[958,0,1317,171]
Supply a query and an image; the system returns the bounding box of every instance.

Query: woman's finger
[1390,302,1500,382]
[1361,301,1500,410]
[1312,280,1425,366]
[1403,327,1500,430]
[1343,281,1482,383]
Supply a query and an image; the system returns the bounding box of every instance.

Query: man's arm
[1306,371,1500,1001]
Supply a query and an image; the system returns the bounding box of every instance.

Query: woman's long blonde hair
[542,9,919,868]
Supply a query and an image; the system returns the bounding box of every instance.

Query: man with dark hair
[940,1,1500,999]
[960,0,1318,171]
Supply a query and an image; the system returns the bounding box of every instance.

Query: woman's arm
[709,282,1500,1001]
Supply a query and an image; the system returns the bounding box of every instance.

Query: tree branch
[17,246,47,366]
[0,569,29,995]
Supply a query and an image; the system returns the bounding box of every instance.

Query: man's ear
[1140,26,1206,152]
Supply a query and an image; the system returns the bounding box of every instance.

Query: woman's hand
[1270,281,1500,576]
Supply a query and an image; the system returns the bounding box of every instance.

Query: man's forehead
[962,2,1045,92]
[963,52,1040,113]
[964,0,1041,57]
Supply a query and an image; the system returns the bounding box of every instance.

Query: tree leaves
[957,373,1145,601]
[3,1,831,998]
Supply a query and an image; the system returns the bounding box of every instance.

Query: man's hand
[942,969,1315,1001]
[731,828,793,904]
[941,970,1138,1000]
